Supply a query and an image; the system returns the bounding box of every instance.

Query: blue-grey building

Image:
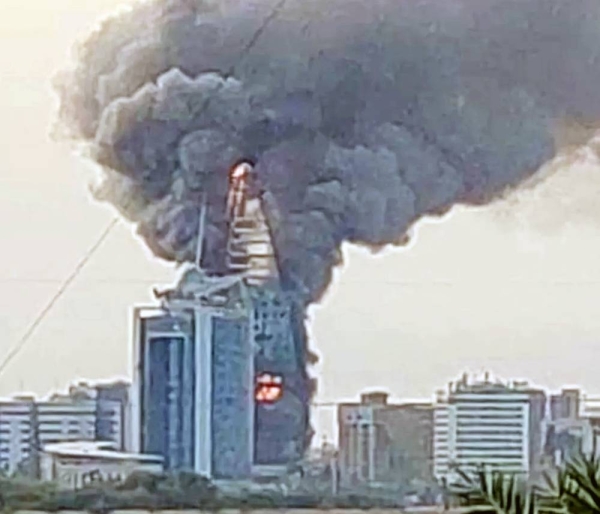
[251,288,311,467]
[131,269,255,479]
[130,163,312,479]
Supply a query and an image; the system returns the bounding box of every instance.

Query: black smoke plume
[56,0,600,303]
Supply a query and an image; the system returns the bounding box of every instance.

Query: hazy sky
[2,0,600,440]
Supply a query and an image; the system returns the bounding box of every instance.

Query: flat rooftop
[42,441,163,464]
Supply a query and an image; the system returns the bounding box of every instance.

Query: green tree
[450,451,600,514]
[451,465,538,514]
[544,450,600,513]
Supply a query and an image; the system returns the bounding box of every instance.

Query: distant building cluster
[2,165,597,493]
[4,162,313,489]
[335,373,600,491]
[0,381,128,477]
[433,375,546,482]
[3,368,600,496]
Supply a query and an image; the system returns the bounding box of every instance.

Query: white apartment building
[67,381,129,450]
[434,376,545,483]
[582,396,600,418]
[0,398,36,475]
[433,398,450,481]
[0,386,126,477]
[96,398,125,450]
[36,397,97,448]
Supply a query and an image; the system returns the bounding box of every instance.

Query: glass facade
[138,308,254,477]
[139,313,195,471]
[211,317,252,479]
[135,289,310,476]
[252,293,310,465]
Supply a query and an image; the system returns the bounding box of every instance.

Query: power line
[6,278,600,287]
[0,217,118,379]
[0,278,163,285]
[0,0,288,380]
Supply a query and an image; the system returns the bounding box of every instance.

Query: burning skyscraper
[130,164,311,478]
[56,0,600,478]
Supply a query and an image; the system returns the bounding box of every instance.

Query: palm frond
[451,465,539,514]
[554,451,600,514]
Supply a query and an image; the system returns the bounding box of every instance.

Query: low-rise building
[40,441,163,490]
[0,381,128,477]
[0,397,37,475]
[66,380,131,450]
[338,391,434,487]
[36,396,97,449]
[545,388,600,464]
[550,389,580,421]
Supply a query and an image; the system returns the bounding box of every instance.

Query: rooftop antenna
[195,193,208,270]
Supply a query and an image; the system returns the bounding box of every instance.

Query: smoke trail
[56,0,600,303]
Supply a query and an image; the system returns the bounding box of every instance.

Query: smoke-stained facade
[251,288,311,465]
[132,269,310,477]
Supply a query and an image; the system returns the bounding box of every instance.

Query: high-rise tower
[224,163,311,468]
[131,270,254,478]
[130,163,311,478]
[225,162,279,285]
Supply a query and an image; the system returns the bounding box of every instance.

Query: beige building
[40,441,163,490]
[337,392,434,487]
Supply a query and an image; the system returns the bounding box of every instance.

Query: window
[255,373,283,403]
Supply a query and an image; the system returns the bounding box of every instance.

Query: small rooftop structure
[7,394,36,402]
[360,391,389,406]
[42,441,162,464]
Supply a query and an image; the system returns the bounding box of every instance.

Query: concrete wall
[375,405,434,484]
[338,402,434,486]
[40,453,162,490]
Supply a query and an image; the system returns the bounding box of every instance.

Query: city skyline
[2,369,600,447]
[3,0,600,434]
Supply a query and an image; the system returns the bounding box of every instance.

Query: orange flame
[255,373,284,403]
[231,162,251,180]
